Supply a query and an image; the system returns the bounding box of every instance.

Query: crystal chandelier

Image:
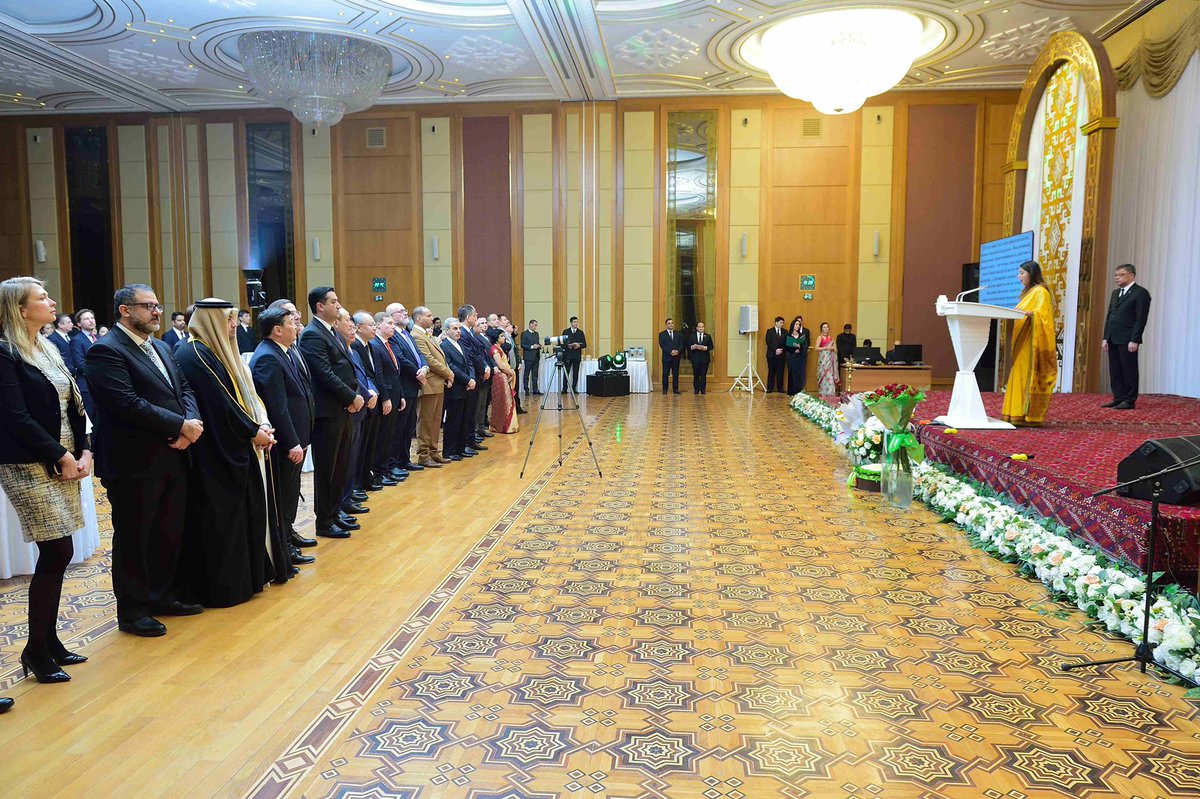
[238,31,391,128]
[744,8,942,115]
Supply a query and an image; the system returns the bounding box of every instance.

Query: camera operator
[559,316,586,392]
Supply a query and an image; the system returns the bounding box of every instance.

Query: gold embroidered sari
[1001,284,1057,426]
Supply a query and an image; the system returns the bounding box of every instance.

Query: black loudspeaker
[1116,436,1200,505]
[586,371,629,397]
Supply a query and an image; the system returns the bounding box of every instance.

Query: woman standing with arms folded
[815,322,837,396]
[785,316,810,395]
[0,277,92,702]
[1001,260,1057,427]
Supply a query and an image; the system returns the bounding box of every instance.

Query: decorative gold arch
[1002,31,1117,393]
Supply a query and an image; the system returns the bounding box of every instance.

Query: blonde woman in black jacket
[0,277,92,702]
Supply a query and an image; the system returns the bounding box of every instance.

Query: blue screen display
[979,231,1035,308]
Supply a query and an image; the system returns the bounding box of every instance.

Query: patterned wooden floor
[245,395,1200,799]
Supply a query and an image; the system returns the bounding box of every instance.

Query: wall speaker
[738,304,758,334]
[1117,435,1200,505]
[740,232,748,258]
[34,240,46,263]
[431,234,440,261]
[310,236,320,262]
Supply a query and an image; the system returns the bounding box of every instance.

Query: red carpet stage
[913,392,1200,590]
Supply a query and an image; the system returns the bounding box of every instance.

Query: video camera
[243,267,267,310]
[543,334,568,347]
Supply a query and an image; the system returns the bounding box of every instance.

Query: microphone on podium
[955,286,988,302]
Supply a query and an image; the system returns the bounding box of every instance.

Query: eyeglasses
[127,302,164,313]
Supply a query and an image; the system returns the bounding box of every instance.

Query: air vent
[365,127,387,149]
[802,118,822,138]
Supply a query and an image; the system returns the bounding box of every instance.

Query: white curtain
[1108,51,1200,398]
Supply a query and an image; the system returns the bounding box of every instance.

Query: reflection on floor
[249,395,1200,799]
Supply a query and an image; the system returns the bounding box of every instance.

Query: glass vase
[880,430,914,509]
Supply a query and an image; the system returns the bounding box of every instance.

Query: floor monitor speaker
[1116,435,1200,505]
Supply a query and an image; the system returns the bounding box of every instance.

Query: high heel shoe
[48,638,88,666]
[20,652,70,684]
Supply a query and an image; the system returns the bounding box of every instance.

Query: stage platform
[912,392,1200,590]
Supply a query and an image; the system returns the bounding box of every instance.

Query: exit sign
[800,274,816,291]
[372,277,387,293]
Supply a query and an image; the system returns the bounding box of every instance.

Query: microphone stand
[1062,452,1200,685]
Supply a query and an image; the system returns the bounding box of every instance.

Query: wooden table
[840,364,933,394]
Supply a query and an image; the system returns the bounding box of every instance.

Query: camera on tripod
[544,335,568,363]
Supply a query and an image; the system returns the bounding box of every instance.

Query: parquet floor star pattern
[257,396,1200,799]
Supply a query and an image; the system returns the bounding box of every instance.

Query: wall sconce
[740,231,748,259]
[311,236,321,261]
[431,234,440,261]
[34,240,46,263]
[873,230,881,257]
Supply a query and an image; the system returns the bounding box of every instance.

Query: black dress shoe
[448,454,463,461]
[481,430,495,438]
[118,616,167,637]
[389,468,408,479]
[290,533,318,548]
[351,490,369,502]
[378,476,400,487]
[21,652,70,683]
[1114,401,1136,410]
[366,480,385,491]
[472,443,489,451]
[0,697,12,714]
[402,462,424,471]
[673,390,681,395]
[461,449,478,457]
[342,502,368,514]
[338,517,362,531]
[317,525,351,539]
[290,549,315,565]
[339,513,358,524]
[289,566,300,576]
[1100,400,1119,408]
[155,600,204,616]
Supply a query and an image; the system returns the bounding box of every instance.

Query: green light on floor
[615,424,622,443]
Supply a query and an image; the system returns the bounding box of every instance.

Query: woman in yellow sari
[1001,260,1057,426]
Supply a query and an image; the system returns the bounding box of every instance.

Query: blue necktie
[401,329,426,368]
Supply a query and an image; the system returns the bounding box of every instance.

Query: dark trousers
[395,397,417,466]
[766,354,785,392]
[374,403,397,473]
[463,388,481,449]
[787,353,808,394]
[562,360,581,393]
[474,377,491,434]
[104,463,187,621]
[523,357,540,393]
[662,357,680,393]
[1108,341,1140,404]
[341,411,369,508]
[691,357,710,393]
[356,406,379,490]
[311,412,353,529]
[271,449,303,538]
[443,395,465,457]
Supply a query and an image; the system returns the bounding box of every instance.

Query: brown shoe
[419,459,442,469]
[431,454,451,464]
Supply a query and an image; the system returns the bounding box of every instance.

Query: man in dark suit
[86,284,205,637]
[351,311,385,495]
[470,317,495,446]
[439,319,477,461]
[69,308,99,418]
[298,287,362,539]
[236,310,256,354]
[1103,263,1152,410]
[161,311,187,349]
[659,318,683,395]
[339,311,376,529]
[386,305,426,473]
[764,316,786,394]
[836,324,857,369]
[250,307,316,565]
[521,320,542,396]
[560,316,586,393]
[456,305,489,451]
[49,313,73,362]
[688,321,714,394]
[370,313,404,488]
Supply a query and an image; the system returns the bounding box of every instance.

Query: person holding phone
[0,276,93,693]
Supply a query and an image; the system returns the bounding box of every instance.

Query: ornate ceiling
[0,0,1154,114]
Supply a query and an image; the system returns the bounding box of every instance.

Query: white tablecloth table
[538,358,650,394]
[0,475,101,579]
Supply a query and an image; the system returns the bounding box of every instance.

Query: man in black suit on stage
[658,318,683,395]
[1102,263,1152,410]
[560,316,586,393]
[764,316,786,393]
[86,284,205,636]
[299,287,362,539]
[236,309,256,354]
[688,321,714,394]
[250,306,316,564]
[161,311,187,349]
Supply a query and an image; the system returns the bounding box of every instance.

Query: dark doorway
[64,127,115,315]
[246,122,295,306]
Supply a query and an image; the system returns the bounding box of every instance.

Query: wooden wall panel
[0,125,31,278]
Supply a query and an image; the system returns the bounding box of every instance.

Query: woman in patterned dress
[815,322,838,396]
[0,277,92,698]
[487,329,519,434]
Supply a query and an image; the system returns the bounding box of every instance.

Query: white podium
[935,294,1025,430]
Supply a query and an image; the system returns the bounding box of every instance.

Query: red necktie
[385,340,398,369]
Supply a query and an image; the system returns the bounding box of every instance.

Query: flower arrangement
[789,390,1200,686]
[848,416,886,463]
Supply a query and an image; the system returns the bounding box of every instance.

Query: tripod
[519,355,603,479]
[729,331,766,394]
[1063,452,1200,685]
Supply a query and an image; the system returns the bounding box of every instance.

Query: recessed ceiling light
[944,64,950,69]
[158,29,164,33]
[454,77,459,82]
[914,72,921,76]
[188,64,194,68]
[419,81,424,84]
[953,8,960,12]
[758,15,764,18]
[338,10,344,15]
[151,38,157,42]
[191,36,197,40]
[445,55,450,59]
[983,0,990,4]
[238,84,244,89]
[168,18,173,23]
[362,28,367,32]
[1002,8,1009,12]
[409,28,415,32]
[15,92,20,96]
